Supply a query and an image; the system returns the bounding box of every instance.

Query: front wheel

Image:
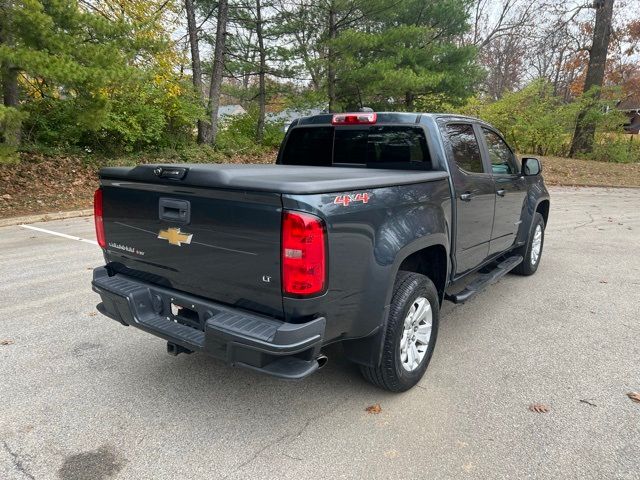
[360,271,439,392]
[512,212,545,276]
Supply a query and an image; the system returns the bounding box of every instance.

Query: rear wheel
[512,212,545,276]
[360,271,439,392]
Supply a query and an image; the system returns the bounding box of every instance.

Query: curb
[0,209,94,227]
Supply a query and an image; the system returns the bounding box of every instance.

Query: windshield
[280,125,432,170]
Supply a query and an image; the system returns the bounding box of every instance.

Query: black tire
[360,271,439,392]
[512,212,545,276]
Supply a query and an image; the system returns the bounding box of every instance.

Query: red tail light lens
[282,211,326,296]
[94,188,106,249]
[332,112,377,125]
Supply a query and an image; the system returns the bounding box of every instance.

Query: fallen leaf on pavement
[579,399,597,407]
[365,403,382,414]
[528,403,550,413]
[627,392,640,403]
[599,280,608,284]
[87,312,97,317]
[1,339,15,346]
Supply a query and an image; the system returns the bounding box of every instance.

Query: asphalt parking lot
[1,186,639,480]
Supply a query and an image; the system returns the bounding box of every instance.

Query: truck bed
[100,164,449,194]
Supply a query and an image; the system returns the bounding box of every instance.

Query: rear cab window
[280,125,433,170]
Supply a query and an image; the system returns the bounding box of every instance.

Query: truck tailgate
[100,182,283,318]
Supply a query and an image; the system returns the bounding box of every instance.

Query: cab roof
[290,111,486,128]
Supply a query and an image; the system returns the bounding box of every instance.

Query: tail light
[282,211,326,296]
[94,188,106,249]
[332,112,377,125]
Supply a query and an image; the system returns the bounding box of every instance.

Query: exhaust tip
[316,354,328,369]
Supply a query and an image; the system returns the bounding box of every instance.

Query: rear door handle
[496,189,506,197]
[460,192,474,201]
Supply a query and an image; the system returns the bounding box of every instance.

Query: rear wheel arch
[342,241,448,369]
[396,244,448,304]
[359,271,440,391]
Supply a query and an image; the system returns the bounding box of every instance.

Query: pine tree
[333,0,481,111]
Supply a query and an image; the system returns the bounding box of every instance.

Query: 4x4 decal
[333,193,371,206]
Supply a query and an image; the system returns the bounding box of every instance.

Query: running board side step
[445,255,523,304]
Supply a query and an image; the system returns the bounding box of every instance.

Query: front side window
[482,128,516,175]
[446,124,484,174]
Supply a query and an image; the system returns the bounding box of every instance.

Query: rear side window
[281,126,432,170]
[446,124,484,174]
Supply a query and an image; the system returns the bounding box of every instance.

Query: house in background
[618,95,640,134]
[218,104,247,119]
[267,108,326,132]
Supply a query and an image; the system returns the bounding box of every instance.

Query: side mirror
[521,157,542,176]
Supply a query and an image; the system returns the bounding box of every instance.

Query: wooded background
[1,0,639,164]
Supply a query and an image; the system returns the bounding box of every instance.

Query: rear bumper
[91,267,326,379]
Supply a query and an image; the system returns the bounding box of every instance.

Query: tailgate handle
[159,198,191,224]
[155,167,188,180]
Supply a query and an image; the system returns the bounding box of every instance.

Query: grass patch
[539,156,640,188]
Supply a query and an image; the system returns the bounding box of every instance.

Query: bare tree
[255,0,267,142]
[203,0,230,145]
[466,0,536,98]
[481,33,526,99]
[327,1,337,111]
[468,0,534,49]
[185,0,207,143]
[570,0,615,156]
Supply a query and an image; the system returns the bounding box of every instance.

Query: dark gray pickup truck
[91,112,549,391]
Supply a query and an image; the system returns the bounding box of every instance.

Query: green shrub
[588,135,640,163]
[21,74,203,154]
[0,105,28,164]
[459,81,572,156]
[459,81,637,163]
[215,110,284,155]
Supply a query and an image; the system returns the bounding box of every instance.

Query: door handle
[496,189,506,197]
[460,192,474,201]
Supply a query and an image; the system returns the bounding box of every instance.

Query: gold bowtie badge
[157,227,193,246]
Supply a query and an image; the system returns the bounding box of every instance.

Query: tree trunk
[569,0,614,157]
[1,0,21,145]
[185,0,206,143]
[203,0,229,145]
[2,64,18,108]
[327,2,337,112]
[405,92,414,111]
[1,0,19,108]
[255,0,266,143]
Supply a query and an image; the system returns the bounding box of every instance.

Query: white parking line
[19,224,98,246]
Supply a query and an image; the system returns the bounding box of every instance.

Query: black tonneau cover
[100,164,449,194]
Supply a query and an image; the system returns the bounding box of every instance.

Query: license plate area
[170,302,201,330]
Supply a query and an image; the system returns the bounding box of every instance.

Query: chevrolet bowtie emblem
[157,227,193,246]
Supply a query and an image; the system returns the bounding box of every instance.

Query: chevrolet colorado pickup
[91,112,550,392]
